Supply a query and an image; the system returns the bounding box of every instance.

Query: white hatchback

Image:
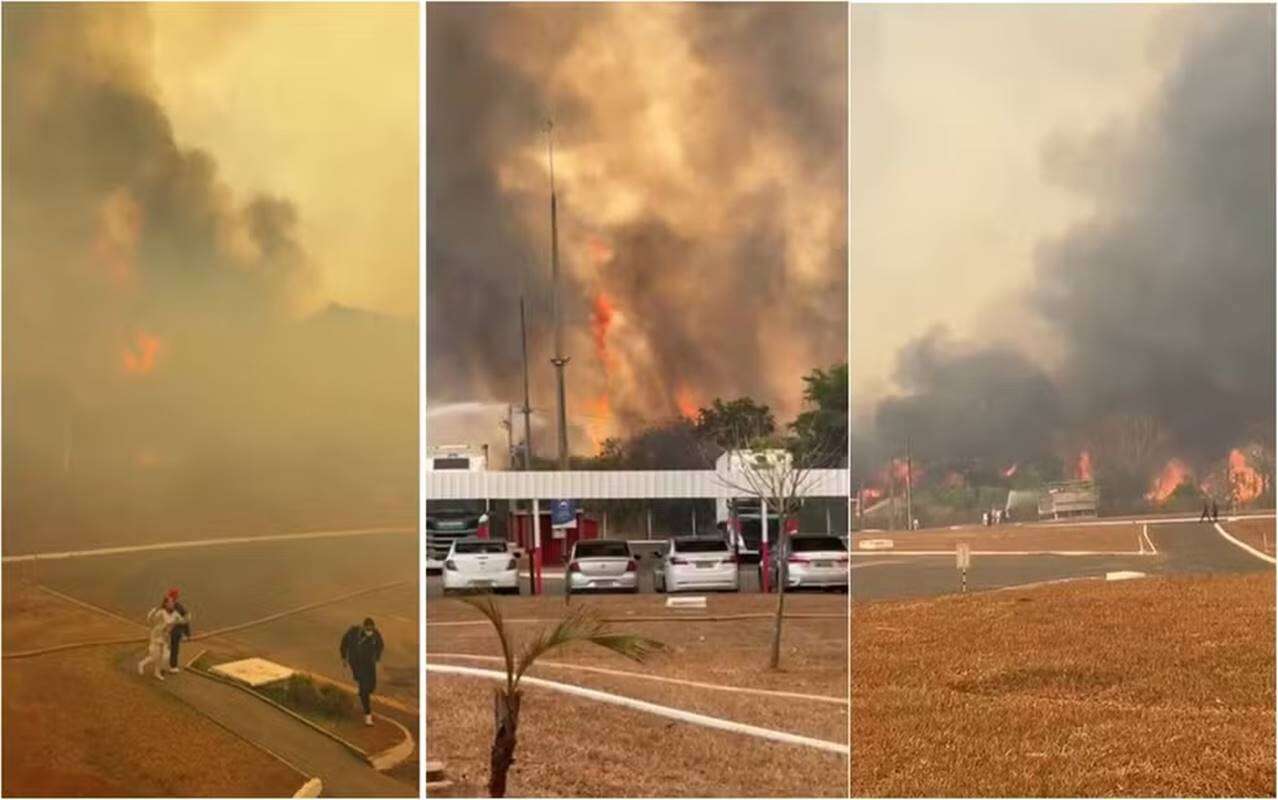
[442,538,520,595]
[654,537,739,593]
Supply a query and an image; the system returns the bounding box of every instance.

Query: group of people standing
[137,590,386,728]
[981,507,1010,526]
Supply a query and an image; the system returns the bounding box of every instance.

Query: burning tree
[460,594,664,798]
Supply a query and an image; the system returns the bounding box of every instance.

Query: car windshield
[575,541,630,558]
[790,536,846,553]
[674,538,728,553]
[453,541,508,554]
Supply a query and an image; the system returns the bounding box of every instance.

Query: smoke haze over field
[853,6,1274,489]
[427,3,848,455]
[2,4,418,553]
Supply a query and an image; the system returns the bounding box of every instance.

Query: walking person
[1211,498,1219,522]
[165,588,191,674]
[340,617,384,726]
[1200,500,1211,522]
[138,594,180,681]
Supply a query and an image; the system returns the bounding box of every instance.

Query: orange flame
[586,393,612,420]
[590,292,616,375]
[1146,458,1191,504]
[1002,463,1018,478]
[675,385,699,420]
[1075,450,1094,481]
[92,187,143,285]
[122,331,162,375]
[1229,448,1264,504]
[942,470,966,488]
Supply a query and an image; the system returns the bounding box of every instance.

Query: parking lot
[425,543,851,598]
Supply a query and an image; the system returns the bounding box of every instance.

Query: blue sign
[550,499,577,528]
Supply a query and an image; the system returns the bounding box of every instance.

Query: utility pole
[904,424,914,530]
[519,294,534,469]
[547,121,570,471]
[503,405,515,469]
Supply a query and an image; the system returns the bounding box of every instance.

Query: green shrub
[262,674,356,720]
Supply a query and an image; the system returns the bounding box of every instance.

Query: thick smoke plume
[3,5,417,553]
[427,3,847,454]
[862,8,1274,497]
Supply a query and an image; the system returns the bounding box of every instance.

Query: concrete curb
[1213,522,1278,565]
[292,777,323,797]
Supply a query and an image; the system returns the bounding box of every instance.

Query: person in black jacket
[165,587,191,674]
[340,617,384,726]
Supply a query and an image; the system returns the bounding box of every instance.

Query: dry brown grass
[852,523,1145,553]
[426,677,847,797]
[1223,518,1276,556]
[852,572,1275,797]
[2,584,302,797]
[428,592,847,697]
[426,592,848,796]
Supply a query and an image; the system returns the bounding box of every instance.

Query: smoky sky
[427,3,848,453]
[3,5,417,552]
[863,7,1274,476]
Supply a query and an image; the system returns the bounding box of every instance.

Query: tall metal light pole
[519,294,534,469]
[547,120,570,470]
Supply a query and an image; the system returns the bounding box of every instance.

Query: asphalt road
[25,531,420,706]
[852,520,1273,601]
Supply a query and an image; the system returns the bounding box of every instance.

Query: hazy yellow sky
[149,3,419,317]
[851,5,1205,416]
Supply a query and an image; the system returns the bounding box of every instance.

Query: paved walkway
[120,653,413,797]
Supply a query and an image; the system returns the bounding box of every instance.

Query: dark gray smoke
[3,5,417,553]
[864,8,1274,483]
[426,3,847,452]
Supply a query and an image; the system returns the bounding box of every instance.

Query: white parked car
[442,538,520,595]
[567,539,639,593]
[654,537,739,593]
[761,534,849,592]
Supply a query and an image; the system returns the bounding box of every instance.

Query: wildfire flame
[122,330,162,376]
[590,292,616,374]
[675,385,699,420]
[1075,450,1094,481]
[1146,458,1191,504]
[92,187,143,285]
[1002,463,1018,478]
[1229,448,1264,504]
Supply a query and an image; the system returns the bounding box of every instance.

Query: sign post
[760,497,770,593]
[531,498,543,596]
[956,542,971,593]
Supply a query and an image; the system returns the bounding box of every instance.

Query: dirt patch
[852,523,1146,553]
[2,585,302,797]
[852,572,1275,796]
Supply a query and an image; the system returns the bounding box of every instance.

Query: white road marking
[1213,522,1277,565]
[426,663,848,755]
[2,526,415,563]
[1142,524,1158,555]
[427,652,847,705]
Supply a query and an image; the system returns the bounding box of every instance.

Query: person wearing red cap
[138,594,180,680]
[164,588,191,674]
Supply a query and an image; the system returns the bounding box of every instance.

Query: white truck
[713,449,795,562]
[425,444,491,571]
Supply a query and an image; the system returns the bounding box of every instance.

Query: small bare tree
[459,594,664,797]
[706,432,843,670]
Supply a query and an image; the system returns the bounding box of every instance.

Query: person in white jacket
[137,595,181,680]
